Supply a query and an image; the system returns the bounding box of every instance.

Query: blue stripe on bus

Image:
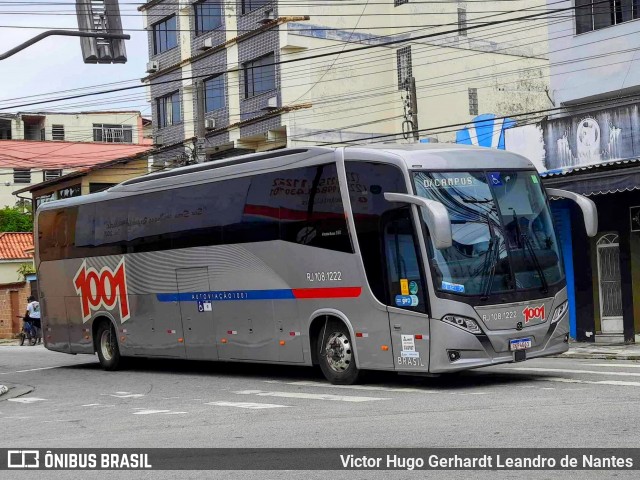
[156,289,296,302]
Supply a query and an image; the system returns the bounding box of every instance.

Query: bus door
[381,209,430,371]
[176,267,218,360]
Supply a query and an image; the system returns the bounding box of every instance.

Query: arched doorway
[596,233,623,334]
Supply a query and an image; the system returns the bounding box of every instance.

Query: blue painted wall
[551,201,577,339]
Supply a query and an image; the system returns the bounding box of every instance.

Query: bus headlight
[551,301,569,324]
[443,315,482,335]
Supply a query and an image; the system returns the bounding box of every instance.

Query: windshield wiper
[480,213,500,300]
[521,233,549,294]
[511,210,549,294]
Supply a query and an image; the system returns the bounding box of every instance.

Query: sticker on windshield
[395,295,418,307]
[409,281,418,295]
[400,278,409,296]
[531,175,539,184]
[441,281,465,293]
[487,172,502,186]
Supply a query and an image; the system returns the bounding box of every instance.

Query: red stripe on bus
[291,287,362,299]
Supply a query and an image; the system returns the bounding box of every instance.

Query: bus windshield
[412,170,564,298]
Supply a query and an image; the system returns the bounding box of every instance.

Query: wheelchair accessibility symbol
[197,301,212,312]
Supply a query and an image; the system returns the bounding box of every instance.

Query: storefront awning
[541,159,640,196]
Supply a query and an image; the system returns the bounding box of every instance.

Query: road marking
[132,409,188,415]
[264,380,487,396]
[206,401,290,410]
[0,366,69,375]
[102,392,145,398]
[234,389,388,403]
[585,363,640,368]
[544,378,640,387]
[8,397,46,404]
[81,404,115,407]
[511,367,640,377]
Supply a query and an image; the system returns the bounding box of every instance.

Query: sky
[0,1,150,116]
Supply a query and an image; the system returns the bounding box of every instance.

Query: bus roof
[35,144,534,212]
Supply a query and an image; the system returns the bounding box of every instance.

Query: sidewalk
[557,341,640,361]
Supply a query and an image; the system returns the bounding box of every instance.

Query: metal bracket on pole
[0,30,130,61]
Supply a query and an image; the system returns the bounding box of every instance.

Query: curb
[0,385,8,397]
[556,353,640,361]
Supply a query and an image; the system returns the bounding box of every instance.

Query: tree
[0,206,32,232]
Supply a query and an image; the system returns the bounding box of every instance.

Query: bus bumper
[429,314,570,373]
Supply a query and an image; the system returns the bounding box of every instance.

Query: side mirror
[384,192,453,249]
[546,188,598,237]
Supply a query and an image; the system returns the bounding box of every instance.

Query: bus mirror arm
[384,192,453,249]
[546,188,598,237]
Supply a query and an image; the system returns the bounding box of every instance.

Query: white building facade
[139,0,552,164]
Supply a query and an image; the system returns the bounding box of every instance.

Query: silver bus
[35,145,597,384]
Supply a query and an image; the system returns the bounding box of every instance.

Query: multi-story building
[0,111,152,144]
[139,1,553,166]
[505,0,640,343]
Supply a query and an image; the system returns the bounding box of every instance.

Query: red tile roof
[0,232,34,260]
[0,140,151,170]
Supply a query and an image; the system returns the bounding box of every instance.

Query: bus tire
[318,321,360,385]
[96,321,123,371]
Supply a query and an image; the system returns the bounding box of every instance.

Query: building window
[396,46,412,90]
[51,124,65,141]
[576,0,640,34]
[204,75,225,112]
[44,170,62,181]
[468,88,478,116]
[242,0,270,14]
[394,0,408,6]
[93,124,133,143]
[458,8,467,36]
[13,168,31,184]
[157,92,182,127]
[195,0,222,34]
[244,53,276,98]
[153,16,178,54]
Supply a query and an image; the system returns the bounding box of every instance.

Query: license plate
[510,338,532,351]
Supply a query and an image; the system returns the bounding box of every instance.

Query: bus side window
[382,211,427,314]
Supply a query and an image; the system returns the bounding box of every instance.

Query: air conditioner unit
[257,9,276,24]
[205,119,216,130]
[261,96,278,110]
[146,60,159,73]
[155,135,163,145]
[200,37,214,50]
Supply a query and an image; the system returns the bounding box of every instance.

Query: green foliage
[0,206,32,232]
[17,263,36,280]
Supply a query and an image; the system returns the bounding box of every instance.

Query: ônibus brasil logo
[522,305,545,323]
[73,258,130,324]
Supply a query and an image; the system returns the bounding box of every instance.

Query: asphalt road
[2,345,640,480]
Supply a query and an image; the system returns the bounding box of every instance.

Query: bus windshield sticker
[531,175,539,184]
[400,279,409,295]
[441,281,465,293]
[488,172,503,186]
[408,281,418,295]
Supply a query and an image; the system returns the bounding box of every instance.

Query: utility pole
[401,77,420,142]
[409,77,420,142]
[194,79,207,163]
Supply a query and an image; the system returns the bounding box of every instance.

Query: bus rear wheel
[96,321,123,371]
[318,322,360,385]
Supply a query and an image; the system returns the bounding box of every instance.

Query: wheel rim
[100,328,114,361]
[324,332,352,373]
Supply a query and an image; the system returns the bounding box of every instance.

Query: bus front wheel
[96,321,122,371]
[318,321,360,385]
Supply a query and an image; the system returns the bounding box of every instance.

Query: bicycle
[17,316,38,346]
